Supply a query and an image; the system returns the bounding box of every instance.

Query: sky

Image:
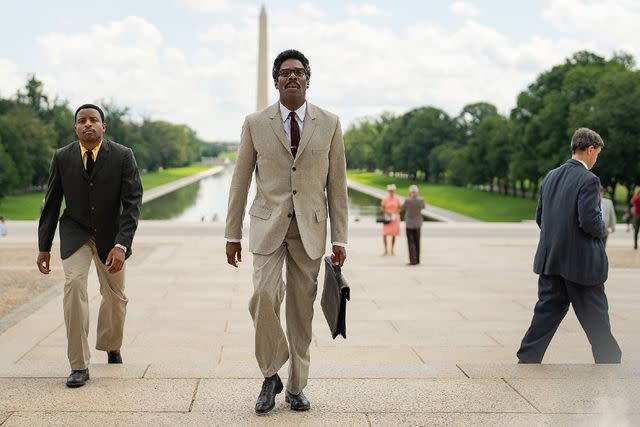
[0,0,638,141]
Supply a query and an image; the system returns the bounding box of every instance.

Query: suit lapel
[91,140,111,178]
[294,103,317,161]
[268,103,293,159]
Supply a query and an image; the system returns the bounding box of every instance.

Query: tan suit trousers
[249,218,322,395]
[61,240,128,369]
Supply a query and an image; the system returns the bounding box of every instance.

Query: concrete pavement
[0,221,639,425]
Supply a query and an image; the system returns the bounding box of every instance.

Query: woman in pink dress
[381,184,401,255]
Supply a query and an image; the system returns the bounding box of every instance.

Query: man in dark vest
[37,104,143,387]
[517,127,621,364]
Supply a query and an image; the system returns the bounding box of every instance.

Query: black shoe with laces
[255,373,283,414]
[285,390,311,411]
[66,369,89,387]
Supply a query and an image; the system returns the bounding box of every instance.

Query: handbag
[321,256,350,339]
[376,214,393,224]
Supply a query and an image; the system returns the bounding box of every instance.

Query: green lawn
[348,171,538,222]
[0,192,49,221]
[139,165,210,191]
[218,151,237,161]
[0,165,211,220]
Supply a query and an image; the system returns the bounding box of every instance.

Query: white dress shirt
[280,102,306,145]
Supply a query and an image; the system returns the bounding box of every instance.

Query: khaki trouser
[249,219,322,395]
[61,240,127,370]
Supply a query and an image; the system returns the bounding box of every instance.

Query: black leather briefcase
[321,256,350,339]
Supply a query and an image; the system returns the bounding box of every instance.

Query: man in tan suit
[225,49,348,414]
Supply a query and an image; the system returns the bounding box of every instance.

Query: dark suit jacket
[533,159,607,286]
[38,140,143,264]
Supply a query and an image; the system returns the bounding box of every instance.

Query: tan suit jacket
[225,102,348,259]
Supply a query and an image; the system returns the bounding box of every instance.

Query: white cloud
[198,23,238,42]
[0,58,22,98]
[267,5,587,127]
[177,0,230,12]
[20,3,630,141]
[450,1,480,18]
[36,16,256,141]
[542,0,640,57]
[347,4,390,17]
[299,2,324,19]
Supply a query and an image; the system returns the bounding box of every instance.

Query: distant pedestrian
[402,185,425,265]
[631,188,640,250]
[623,207,632,232]
[381,184,401,256]
[599,186,616,248]
[0,216,7,237]
[517,128,621,364]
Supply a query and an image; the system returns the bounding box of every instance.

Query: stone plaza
[0,220,638,425]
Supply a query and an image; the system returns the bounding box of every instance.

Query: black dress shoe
[285,390,311,411]
[66,369,89,387]
[107,351,122,364]
[255,373,283,414]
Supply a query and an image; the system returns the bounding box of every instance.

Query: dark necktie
[289,111,300,157]
[86,150,94,177]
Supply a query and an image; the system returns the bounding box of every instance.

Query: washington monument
[256,4,268,111]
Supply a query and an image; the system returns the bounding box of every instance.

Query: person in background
[517,128,620,364]
[600,186,616,248]
[381,184,401,256]
[402,185,425,265]
[623,207,632,232]
[631,188,640,249]
[0,216,7,237]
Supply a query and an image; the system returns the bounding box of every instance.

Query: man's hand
[226,242,242,268]
[106,246,126,273]
[331,245,347,267]
[36,251,51,274]
[608,227,614,234]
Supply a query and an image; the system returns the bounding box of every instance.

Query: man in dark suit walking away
[517,128,621,364]
[37,104,143,387]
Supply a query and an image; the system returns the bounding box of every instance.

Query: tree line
[344,51,640,202]
[0,76,208,199]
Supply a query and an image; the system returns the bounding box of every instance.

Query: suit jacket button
[292,167,296,171]
[89,183,94,186]
[293,190,297,195]
[287,213,292,218]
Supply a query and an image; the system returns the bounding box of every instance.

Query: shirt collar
[576,159,588,169]
[80,140,102,157]
[279,102,306,123]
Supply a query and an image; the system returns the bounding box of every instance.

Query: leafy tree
[16,75,50,117]
[0,111,56,188]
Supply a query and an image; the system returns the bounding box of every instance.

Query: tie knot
[289,111,296,120]
[86,150,93,158]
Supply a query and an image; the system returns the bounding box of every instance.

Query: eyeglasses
[278,68,306,78]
